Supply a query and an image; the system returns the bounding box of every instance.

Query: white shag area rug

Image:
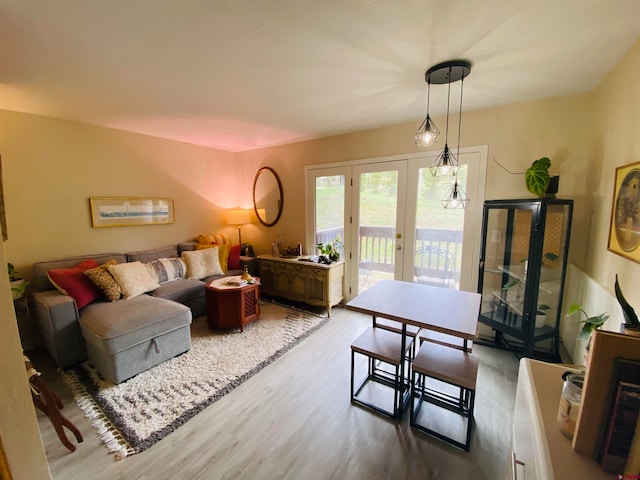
[61,300,328,460]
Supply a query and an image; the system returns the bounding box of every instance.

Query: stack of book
[572,330,640,476]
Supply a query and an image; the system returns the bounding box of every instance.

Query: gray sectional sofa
[32,243,252,383]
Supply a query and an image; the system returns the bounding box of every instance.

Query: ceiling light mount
[425,60,472,85]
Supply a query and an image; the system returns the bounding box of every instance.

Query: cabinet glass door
[478,199,573,359]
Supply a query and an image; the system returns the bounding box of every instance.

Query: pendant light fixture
[414,78,440,146]
[424,60,472,177]
[442,69,470,209]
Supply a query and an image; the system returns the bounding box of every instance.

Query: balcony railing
[315,226,463,287]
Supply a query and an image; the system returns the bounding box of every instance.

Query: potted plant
[525,157,559,198]
[535,304,551,329]
[316,235,343,262]
[567,303,609,361]
[8,263,29,300]
[614,274,640,336]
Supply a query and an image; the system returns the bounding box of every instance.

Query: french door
[306,146,487,300]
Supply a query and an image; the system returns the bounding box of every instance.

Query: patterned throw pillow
[107,261,161,299]
[145,258,187,284]
[83,259,122,302]
[182,247,224,279]
[47,259,101,309]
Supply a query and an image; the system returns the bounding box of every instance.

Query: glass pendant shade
[430,144,458,176]
[414,114,440,146]
[441,179,469,209]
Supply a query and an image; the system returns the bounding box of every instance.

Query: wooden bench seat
[350,327,413,419]
[410,341,479,451]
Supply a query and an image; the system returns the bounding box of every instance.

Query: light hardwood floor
[34,305,519,480]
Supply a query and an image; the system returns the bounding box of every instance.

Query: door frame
[305,145,487,299]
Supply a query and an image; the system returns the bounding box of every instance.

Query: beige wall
[588,38,640,310]
[0,110,250,280]
[236,93,595,266]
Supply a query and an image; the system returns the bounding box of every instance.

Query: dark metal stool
[418,329,473,352]
[410,341,479,451]
[373,316,420,358]
[350,327,413,419]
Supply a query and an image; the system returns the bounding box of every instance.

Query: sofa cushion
[33,253,127,292]
[196,243,230,273]
[149,277,205,304]
[108,261,161,299]
[47,259,102,309]
[125,246,179,263]
[145,258,187,284]
[84,260,122,302]
[196,233,231,246]
[79,295,192,355]
[228,244,241,270]
[183,247,224,279]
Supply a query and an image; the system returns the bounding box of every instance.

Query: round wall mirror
[252,167,283,227]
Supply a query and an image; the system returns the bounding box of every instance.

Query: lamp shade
[226,209,252,226]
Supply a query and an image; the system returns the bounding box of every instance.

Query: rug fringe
[60,368,136,460]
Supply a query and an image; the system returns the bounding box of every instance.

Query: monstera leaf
[525,157,551,197]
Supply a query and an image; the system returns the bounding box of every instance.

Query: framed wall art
[89,197,175,228]
[608,161,640,263]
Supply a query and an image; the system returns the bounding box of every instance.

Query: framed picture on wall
[608,161,640,263]
[89,197,175,228]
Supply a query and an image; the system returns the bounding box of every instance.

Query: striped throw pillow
[145,258,187,284]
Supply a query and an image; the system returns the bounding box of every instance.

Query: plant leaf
[615,274,639,326]
[525,161,551,197]
[577,322,593,340]
[502,279,520,290]
[567,303,582,315]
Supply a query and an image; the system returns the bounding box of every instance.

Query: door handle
[395,244,402,250]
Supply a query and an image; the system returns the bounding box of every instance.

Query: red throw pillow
[228,244,241,270]
[47,259,101,309]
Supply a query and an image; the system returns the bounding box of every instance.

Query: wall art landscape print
[90,197,175,228]
[608,161,640,263]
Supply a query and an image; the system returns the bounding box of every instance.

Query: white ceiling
[1,1,639,152]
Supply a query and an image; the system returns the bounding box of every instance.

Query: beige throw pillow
[107,261,161,299]
[182,247,224,279]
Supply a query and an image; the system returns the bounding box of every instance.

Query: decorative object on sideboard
[240,242,255,257]
[226,208,252,245]
[253,166,283,227]
[316,235,343,262]
[607,161,640,263]
[89,197,175,228]
[8,262,28,299]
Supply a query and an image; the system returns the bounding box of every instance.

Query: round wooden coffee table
[205,277,260,332]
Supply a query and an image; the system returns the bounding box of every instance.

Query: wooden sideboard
[257,255,344,316]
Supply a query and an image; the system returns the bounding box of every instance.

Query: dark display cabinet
[477,198,573,359]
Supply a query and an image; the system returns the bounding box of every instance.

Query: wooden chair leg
[31,377,83,452]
